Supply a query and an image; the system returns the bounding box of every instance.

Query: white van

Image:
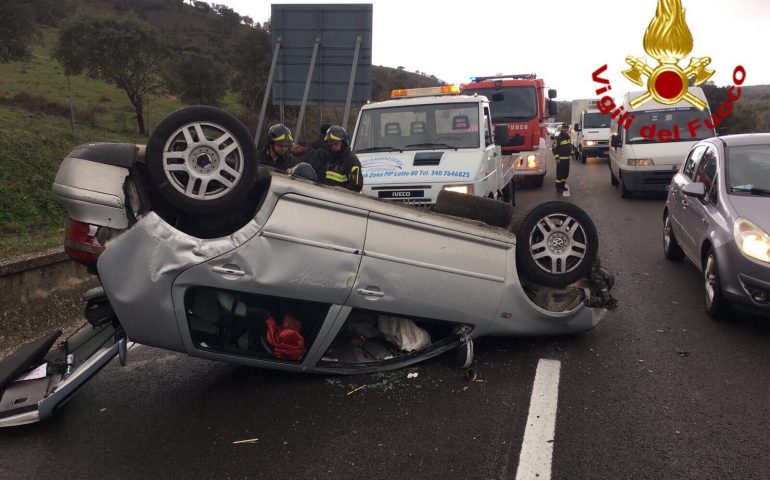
[351,86,515,206]
[608,87,715,198]
[573,108,611,163]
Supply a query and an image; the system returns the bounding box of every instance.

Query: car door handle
[356,288,385,297]
[212,266,245,276]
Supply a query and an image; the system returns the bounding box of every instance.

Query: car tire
[619,172,632,198]
[703,247,730,319]
[663,211,686,261]
[610,164,619,186]
[433,190,513,228]
[145,106,259,215]
[531,175,545,188]
[515,201,599,287]
[580,152,587,163]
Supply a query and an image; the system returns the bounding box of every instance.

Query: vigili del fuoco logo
[590,0,746,142]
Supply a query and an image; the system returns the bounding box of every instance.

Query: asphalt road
[1,154,769,480]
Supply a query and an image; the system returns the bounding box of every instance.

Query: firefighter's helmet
[268,124,294,146]
[324,125,349,145]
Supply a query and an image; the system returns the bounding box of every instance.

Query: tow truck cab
[460,74,557,187]
[352,86,515,206]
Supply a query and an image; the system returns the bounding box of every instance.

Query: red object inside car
[265,314,305,361]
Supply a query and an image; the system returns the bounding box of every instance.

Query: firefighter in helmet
[319,125,363,192]
[552,122,572,192]
[260,123,299,172]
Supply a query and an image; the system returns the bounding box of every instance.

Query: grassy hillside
[0,7,441,260]
[0,26,187,258]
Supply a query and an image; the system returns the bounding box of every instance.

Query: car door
[171,193,368,369]
[669,145,706,255]
[1,289,124,427]
[681,145,720,267]
[348,211,507,331]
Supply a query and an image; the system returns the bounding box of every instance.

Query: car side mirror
[548,100,557,116]
[548,89,557,99]
[611,133,621,148]
[574,123,581,132]
[494,124,509,144]
[682,182,707,199]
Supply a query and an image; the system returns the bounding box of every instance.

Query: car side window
[694,145,718,193]
[708,172,719,204]
[484,106,493,147]
[683,146,705,180]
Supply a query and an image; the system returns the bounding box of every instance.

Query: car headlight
[734,218,770,263]
[443,184,474,195]
[628,158,654,166]
[526,154,538,169]
[582,140,596,146]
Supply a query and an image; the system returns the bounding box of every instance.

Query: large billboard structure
[256,4,373,143]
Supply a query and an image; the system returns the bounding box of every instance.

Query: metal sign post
[342,35,362,130]
[255,36,282,145]
[294,38,320,144]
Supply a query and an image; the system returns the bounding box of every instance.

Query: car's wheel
[580,152,587,163]
[515,201,599,287]
[663,211,686,261]
[703,247,730,318]
[531,175,545,188]
[619,172,632,198]
[433,190,513,228]
[610,164,619,186]
[145,106,259,214]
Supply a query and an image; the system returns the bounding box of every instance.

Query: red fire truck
[460,74,557,188]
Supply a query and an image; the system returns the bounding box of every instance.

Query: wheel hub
[190,147,219,174]
[548,232,569,254]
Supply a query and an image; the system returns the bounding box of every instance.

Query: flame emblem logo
[623,0,714,110]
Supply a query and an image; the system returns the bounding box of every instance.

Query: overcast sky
[220,0,770,101]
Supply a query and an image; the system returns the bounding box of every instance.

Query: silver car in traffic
[663,134,770,318]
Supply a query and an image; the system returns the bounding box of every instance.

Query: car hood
[726,194,770,233]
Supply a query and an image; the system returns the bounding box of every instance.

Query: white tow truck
[351,86,516,206]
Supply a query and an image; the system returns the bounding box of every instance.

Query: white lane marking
[515,359,562,480]
[562,188,570,197]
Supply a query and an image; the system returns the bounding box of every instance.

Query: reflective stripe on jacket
[552,132,573,159]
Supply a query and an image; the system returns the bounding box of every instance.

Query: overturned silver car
[0,107,615,427]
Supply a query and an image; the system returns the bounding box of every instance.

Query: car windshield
[626,107,715,144]
[461,86,537,122]
[353,102,480,152]
[583,112,611,128]
[727,144,770,194]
